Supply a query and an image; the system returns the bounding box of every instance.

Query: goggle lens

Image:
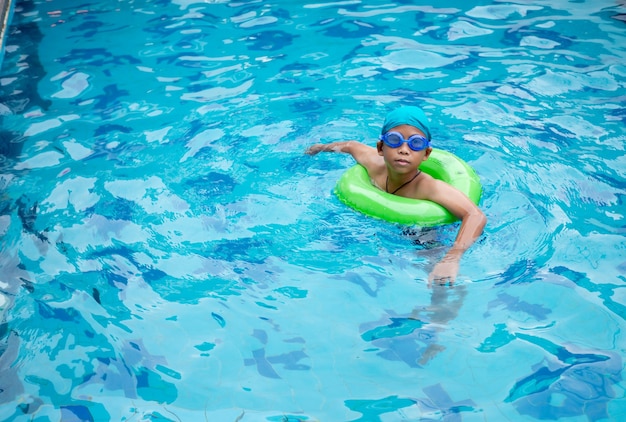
[380,132,430,151]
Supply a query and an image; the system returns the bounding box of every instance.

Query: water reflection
[361,284,466,368]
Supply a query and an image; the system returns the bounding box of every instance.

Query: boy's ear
[377,141,384,155]
[423,147,433,159]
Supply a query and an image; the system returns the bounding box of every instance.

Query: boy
[306,106,486,285]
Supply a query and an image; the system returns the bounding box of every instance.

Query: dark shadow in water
[0,17,51,114]
[15,194,48,242]
[503,332,622,421]
[243,328,310,379]
[1,2,52,170]
[0,130,24,167]
[551,266,626,320]
[613,1,626,22]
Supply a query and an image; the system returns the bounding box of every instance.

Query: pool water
[1,0,625,420]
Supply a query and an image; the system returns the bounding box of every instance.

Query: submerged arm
[426,180,487,286]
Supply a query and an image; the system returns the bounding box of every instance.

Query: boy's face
[377,124,432,172]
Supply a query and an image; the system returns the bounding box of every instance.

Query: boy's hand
[305,144,326,155]
[428,256,460,287]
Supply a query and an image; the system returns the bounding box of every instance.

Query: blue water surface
[0,0,625,420]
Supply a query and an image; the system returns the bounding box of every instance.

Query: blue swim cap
[381,106,431,141]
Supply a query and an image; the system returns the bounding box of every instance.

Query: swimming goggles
[380,131,430,151]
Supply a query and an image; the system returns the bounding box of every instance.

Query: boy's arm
[425,180,487,286]
[306,141,379,167]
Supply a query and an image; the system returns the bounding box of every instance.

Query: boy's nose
[397,143,411,154]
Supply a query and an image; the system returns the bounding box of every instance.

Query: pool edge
[0,0,15,71]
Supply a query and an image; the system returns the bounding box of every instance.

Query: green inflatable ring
[334,148,482,227]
